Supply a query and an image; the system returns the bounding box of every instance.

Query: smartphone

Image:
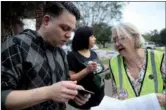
[78,89,95,95]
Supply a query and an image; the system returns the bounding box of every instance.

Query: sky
[121,2,165,34]
[23,2,165,34]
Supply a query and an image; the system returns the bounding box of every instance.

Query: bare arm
[5,86,50,110]
[70,62,97,81]
[70,68,89,81]
[5,81,84,110]
[156,93,166,107]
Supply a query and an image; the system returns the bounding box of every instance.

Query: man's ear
[42,15,51,26]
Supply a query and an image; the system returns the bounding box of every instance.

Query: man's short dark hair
[72,26,93,51]
[44,1,80,20]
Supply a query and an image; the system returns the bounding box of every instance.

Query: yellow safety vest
[109,49,164,109]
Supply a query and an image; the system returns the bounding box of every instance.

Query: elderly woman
[108,23,166,108]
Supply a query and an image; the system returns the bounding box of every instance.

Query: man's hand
[156,93,166,107]
[73,93,91,106]
[47,81,84,102]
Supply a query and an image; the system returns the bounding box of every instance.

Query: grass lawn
[155,47,165,52]
[101,59,109,64]
[99,47,114,51]
[100,58,109,66]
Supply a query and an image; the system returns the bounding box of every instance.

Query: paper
[91,93,161,110]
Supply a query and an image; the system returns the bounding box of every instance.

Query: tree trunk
[102,42,106,48]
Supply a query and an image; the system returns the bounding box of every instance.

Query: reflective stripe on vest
[150,50,158,92]
[109,49,164,99]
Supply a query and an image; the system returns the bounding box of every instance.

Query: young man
[1,2,90,110]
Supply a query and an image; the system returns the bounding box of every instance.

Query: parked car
[143,41,156,49]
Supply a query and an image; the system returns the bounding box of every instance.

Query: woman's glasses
[112,37,126,44]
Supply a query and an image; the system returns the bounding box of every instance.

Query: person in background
[1,2,91,110]
[12,18,24,35]
[107,22,166,109]
[2,18,24,42]
[67,26,106,110]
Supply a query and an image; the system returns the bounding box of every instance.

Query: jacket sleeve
[1,38,23,109]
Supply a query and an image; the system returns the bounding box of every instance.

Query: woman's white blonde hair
[111,22,145,48]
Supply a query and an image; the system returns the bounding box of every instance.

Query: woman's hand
[86,61,97,73]
[156,93,166,107]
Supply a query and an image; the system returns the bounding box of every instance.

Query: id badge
[118,88,128,99]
